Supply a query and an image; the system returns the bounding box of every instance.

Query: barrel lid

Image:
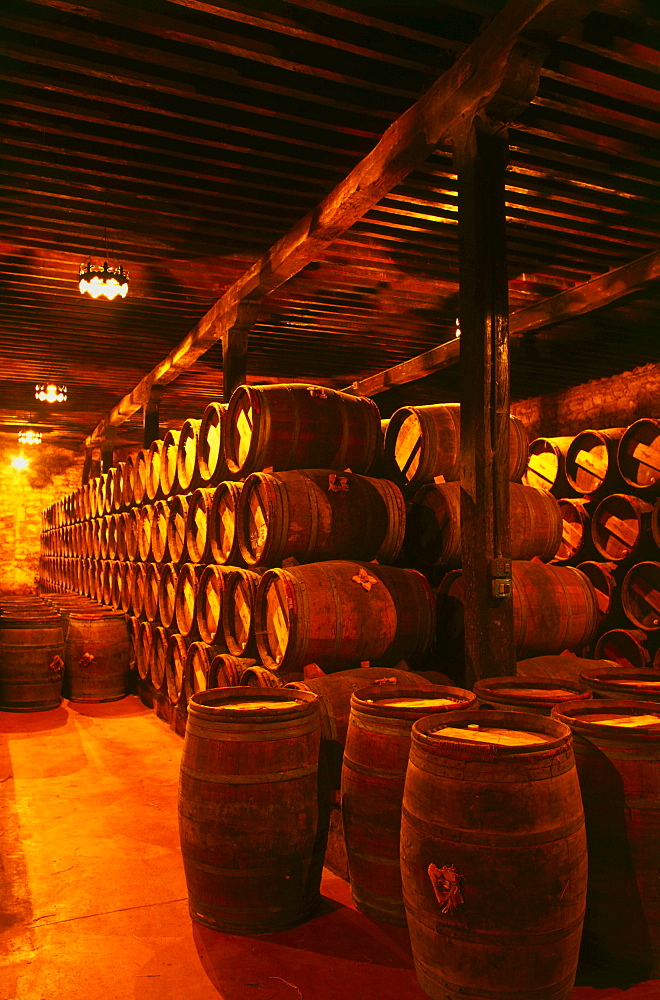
[552,699,660,739]
[413,709,572,755]
[432,725,551,746]
[351,684,476,721]
[189,685,318,722]
[69,611,126,620]
[580,668,660,692]
[475,675,591,704]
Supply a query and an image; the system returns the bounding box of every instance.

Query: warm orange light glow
[79,261,129,300]
[11,455,29,470]
[35,384,67,403]
[18,429,42,445]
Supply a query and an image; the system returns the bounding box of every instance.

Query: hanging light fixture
[18,429,42,445]
[79,261,129,300]
[11,455,29,470]
[35,384,67,403]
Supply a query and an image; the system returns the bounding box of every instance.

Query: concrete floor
[0,697,658,1000]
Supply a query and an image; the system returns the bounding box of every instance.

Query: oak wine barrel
[385,403,528,487]
[131,563,148,619]
[150,499,172,563]
[553,700,660,976]
[137,504,156,563]
[196,565,233,647]
[0,612,65,711]
[208,481,245,566]
[473,675,591,715]
[210,653,255,688]
[579,666,660,702]
[342,684,476,924]
[121,454,136,509]
[198,402,229,486]
[159,429,182,498]
[150,625,169,692]
[158,563,179,630]
[174,563,202,638]
[591,493,654,562]
[621,561,660,631]
[237,468,406,568]
[178,687,324,933]
[166,493,191,565]
[136,621,153,682]
[401,711,587,1000]
[143,562,163,623]
[617,418,660,496]
[176,418,202,493]
[166,633,189,706]
[594,628,652,671]
[132,449,149,506]
[408,481,561,570]
[565,428,627,498]
[125,507,141,562]
[255,561,435,674]
[183,641,222,704]
[523,436,576,496]
[63,611,129,702]
[185,488,215,564]
[121,564,137,614]
[225,382,381,477]
[553,498,595,564]
[575,560,618,617]
[516,655,619,684]
[240,665,285,687]
[221,567,265,657]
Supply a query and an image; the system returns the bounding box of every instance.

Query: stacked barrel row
[381,403,602,665]
[39,385,440,715]
[522,420,660,673]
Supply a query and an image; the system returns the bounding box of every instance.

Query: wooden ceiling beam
[77,0,604,448]
[344,248,660,397]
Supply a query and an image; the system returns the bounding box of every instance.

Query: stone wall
[511,363,660,441]
[0,440,84,595]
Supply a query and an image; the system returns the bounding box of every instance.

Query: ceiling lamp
[11,455,29,470]
[79,260,129,301]
[35,384,67,403]
[18,429,42,445]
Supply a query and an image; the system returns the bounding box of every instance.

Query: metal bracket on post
[143,385,163,448]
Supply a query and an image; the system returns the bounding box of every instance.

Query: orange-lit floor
[0,697,658,1000]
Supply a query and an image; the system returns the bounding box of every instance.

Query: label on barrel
[433,726,550,745]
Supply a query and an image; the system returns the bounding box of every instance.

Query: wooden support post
[455,119,514,686]
[100,430,116,473]
[143,386,163,447]
[222,338,247,404]
[81,449,94,486]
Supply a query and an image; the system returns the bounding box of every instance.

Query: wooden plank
[85,0,597,447]
[345,247,660,397]
[456,121,515,686]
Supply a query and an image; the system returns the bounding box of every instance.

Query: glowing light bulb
[11,455,29,470]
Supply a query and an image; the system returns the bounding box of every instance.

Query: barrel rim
[350,683,476,720]
[617,417,660,491]
[474,675,592,701]
[412,708,573,755]
[552,697,660,739]
[189,685,318,719]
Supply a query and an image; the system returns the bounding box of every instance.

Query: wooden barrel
[408,481,561,570]
[516,654,618,684]
[385,404,528,487]
[221,567,264,657]
[100,560,114,606]
[63,611,129,702]
[241,665,284,687]
[178,687,324,933]
[133,448,149,506]
[89,561,101,603]
[579,666,660,702]
[149,498,171,563]
[158,563,179,630]
[166,493,191,565]
[210,653,255,687]
[102,470,114,515]
[99,516,111,561]
[208,481,245,566]
[473,675,592,715]
[652,495,660,550]
[226,382,381,477]
[0,613,65,711]
[438,561,600,659]
[594,628,652,670]
[175,563,202,638]
[342,684,476,924]
[183,641,222,704]
[106,514,119,560]
[137,504,155,563]
[176,418,202,493]
[401,710,587,1000]
[110,463,125,513]
[575,561,618,617]
[120,562,136,614]
[145,439,165,502]
[553,699,660,976]
[617,418,660,496]
[159,429,182,498]
[591,493,654,562]
[115,512,130,562]
[185,488,215,564]
[196,565,233,646]
[121,453,136,509]
[523,436,576,496]
[198,402,229,486]
[621,561,660,630]
[150,625,169,692]
[110,560,123,609]
[565,427,627,498]
[131,563,148,619]
[237,469,406,568]
[166,633,189,706]
[127,615,139,671]
[125,507,141,562]
[256,561,435,674]
[553,498,595,564]
[143,562,163,623]
[136,621,153,681]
